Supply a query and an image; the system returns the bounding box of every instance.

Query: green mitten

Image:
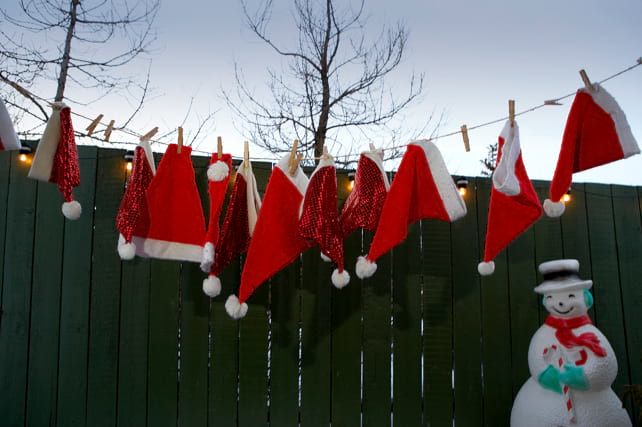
[560,365,589,390]
[538,365,562,394]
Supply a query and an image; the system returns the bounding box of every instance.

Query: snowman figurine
[510,259,632,427]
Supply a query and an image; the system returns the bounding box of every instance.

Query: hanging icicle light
[124,150,134,171]
[456,177,468,197]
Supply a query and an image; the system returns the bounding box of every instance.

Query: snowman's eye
[568,294,575,298]
[546,295,552,299]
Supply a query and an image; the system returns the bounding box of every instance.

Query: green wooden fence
[1,146,641,427]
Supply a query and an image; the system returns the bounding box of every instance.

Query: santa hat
[28,102,81,219]
[544,83,639,217]
[115,139,156,260]
[202,158,261,297]
[339,148,390,237]
[0,98,21,151]
[298,154,350,289]
[200,153,233,272]
[141,144,206,262]
[478,121,543,275]
[225,155,311,319]
[356,140,466,279]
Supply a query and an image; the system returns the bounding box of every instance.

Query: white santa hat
[140,143,206,262]
[356,140,466,279]
[298,154,349,289]
[226,155,311,319]
[28,102,82,219]
[200,152,233,272]
[115,139,156,260]
[202,157,262,298]
[0,98,21,151]
[478,121,543,276]
[544,83,639,217]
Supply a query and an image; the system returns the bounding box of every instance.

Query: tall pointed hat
[0,98,20,151]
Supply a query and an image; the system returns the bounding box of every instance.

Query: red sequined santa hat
[28,102,81,219]
[478,120,542,275]
[544,82,639,217]
[115,139,156,260]
[202,158,261,297]
[0,98,21,151]
[298,154,350,288]
[225,155,311,319]
[200,152,233,272]
[356,140,467,279]
[142,143,206,262]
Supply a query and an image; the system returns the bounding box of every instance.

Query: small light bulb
[126,161,133,172]
[562,193,571,203]
[19,153,28,162]
[348,180,355,191]
[459,187,467,197]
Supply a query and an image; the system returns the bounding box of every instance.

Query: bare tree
[0,0,158,128]
[226,0,425,164]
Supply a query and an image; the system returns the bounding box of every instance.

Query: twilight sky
[4,0,642,184]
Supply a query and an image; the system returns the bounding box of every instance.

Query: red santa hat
[200,152,233,272]
[28,102,81,219]
[298,154,350,289]
[356,140,467,279]
[225,155,311,319]
[115,139,156,260]
[544,83,639,217]
[202,158,261,297]
[142,143,206,262]
[478,120,543,275]
[339,147,390,237]
[0,98,21,151]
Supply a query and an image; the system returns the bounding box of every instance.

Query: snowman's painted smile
[552,306,574,315]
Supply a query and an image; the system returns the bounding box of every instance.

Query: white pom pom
[320,252,331,262]
[478,261,495,276]
[200,242,215,273]
[543,199,565,218]
[202,275,222,297]
[331,269,350,289]
[118,242,136,260]
[225,295,248,319]
[62,200,82,220]
[207,161,230,182]
[355,256,377,279]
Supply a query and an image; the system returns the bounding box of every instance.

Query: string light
[456,178,468,197]
[562,188,572,203]
[347,171,355,191]
[18,145,32,163]
[124,150,134,171]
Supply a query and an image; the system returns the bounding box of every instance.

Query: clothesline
[6,57,642,162]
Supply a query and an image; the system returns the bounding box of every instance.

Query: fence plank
[0,154,37,426]
[300,246,332,427]
[56,146,98,426]
[0,151,10,296]
[612,185,642,424]
[25,181,65,426]
[452,177,483,426]
[117,257,151,427]
[560,183,593,296]
[392,221,423,427]
[86,149,127,427]
[362,248,392,427]
[585,183,631,396]
[331,229,363,427]
[423,218,454,426]
[270,262,301,426]
[476,177,513,426]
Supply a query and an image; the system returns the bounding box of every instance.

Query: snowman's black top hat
[534,259,593,294]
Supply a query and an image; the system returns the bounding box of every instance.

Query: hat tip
[543,199,565,217]
[62,200,81,220]
[355,256,377,279]
[225,294,248,319]
[207,160,230,182]
[331,269,350,288]
[118,242,136,260]
[477,261,495,276]
[202,275,222,298]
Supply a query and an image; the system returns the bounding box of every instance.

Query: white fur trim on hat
[207,160,230,182]
[589,83,639,158]
[276,155,309,196]
[225,294,248,319]
[331,269,350,289]
[200,242,215,273]
[362,148,390,190]
[118,241,136,260]
[62,200,81,220]
[543,199,565,218]
[355,256,377,279]
[477,261,495,276]
[320,252,331,262]
[202,275,222,297]
[493,121,521,196]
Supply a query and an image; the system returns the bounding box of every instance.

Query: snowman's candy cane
[543,345,576,424]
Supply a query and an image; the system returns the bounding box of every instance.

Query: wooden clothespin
[544,99,562,106]
[85,114,103,136]
[217,136,223,159]
[177,127,183,153]
[579,69,595,92]
[289,152,303,176]
[140,127,159,142]
[243,140,249,169]
[288,139,299,172]
[460,124,470,152]
[508,99,515,127]
[104,119,115,142]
